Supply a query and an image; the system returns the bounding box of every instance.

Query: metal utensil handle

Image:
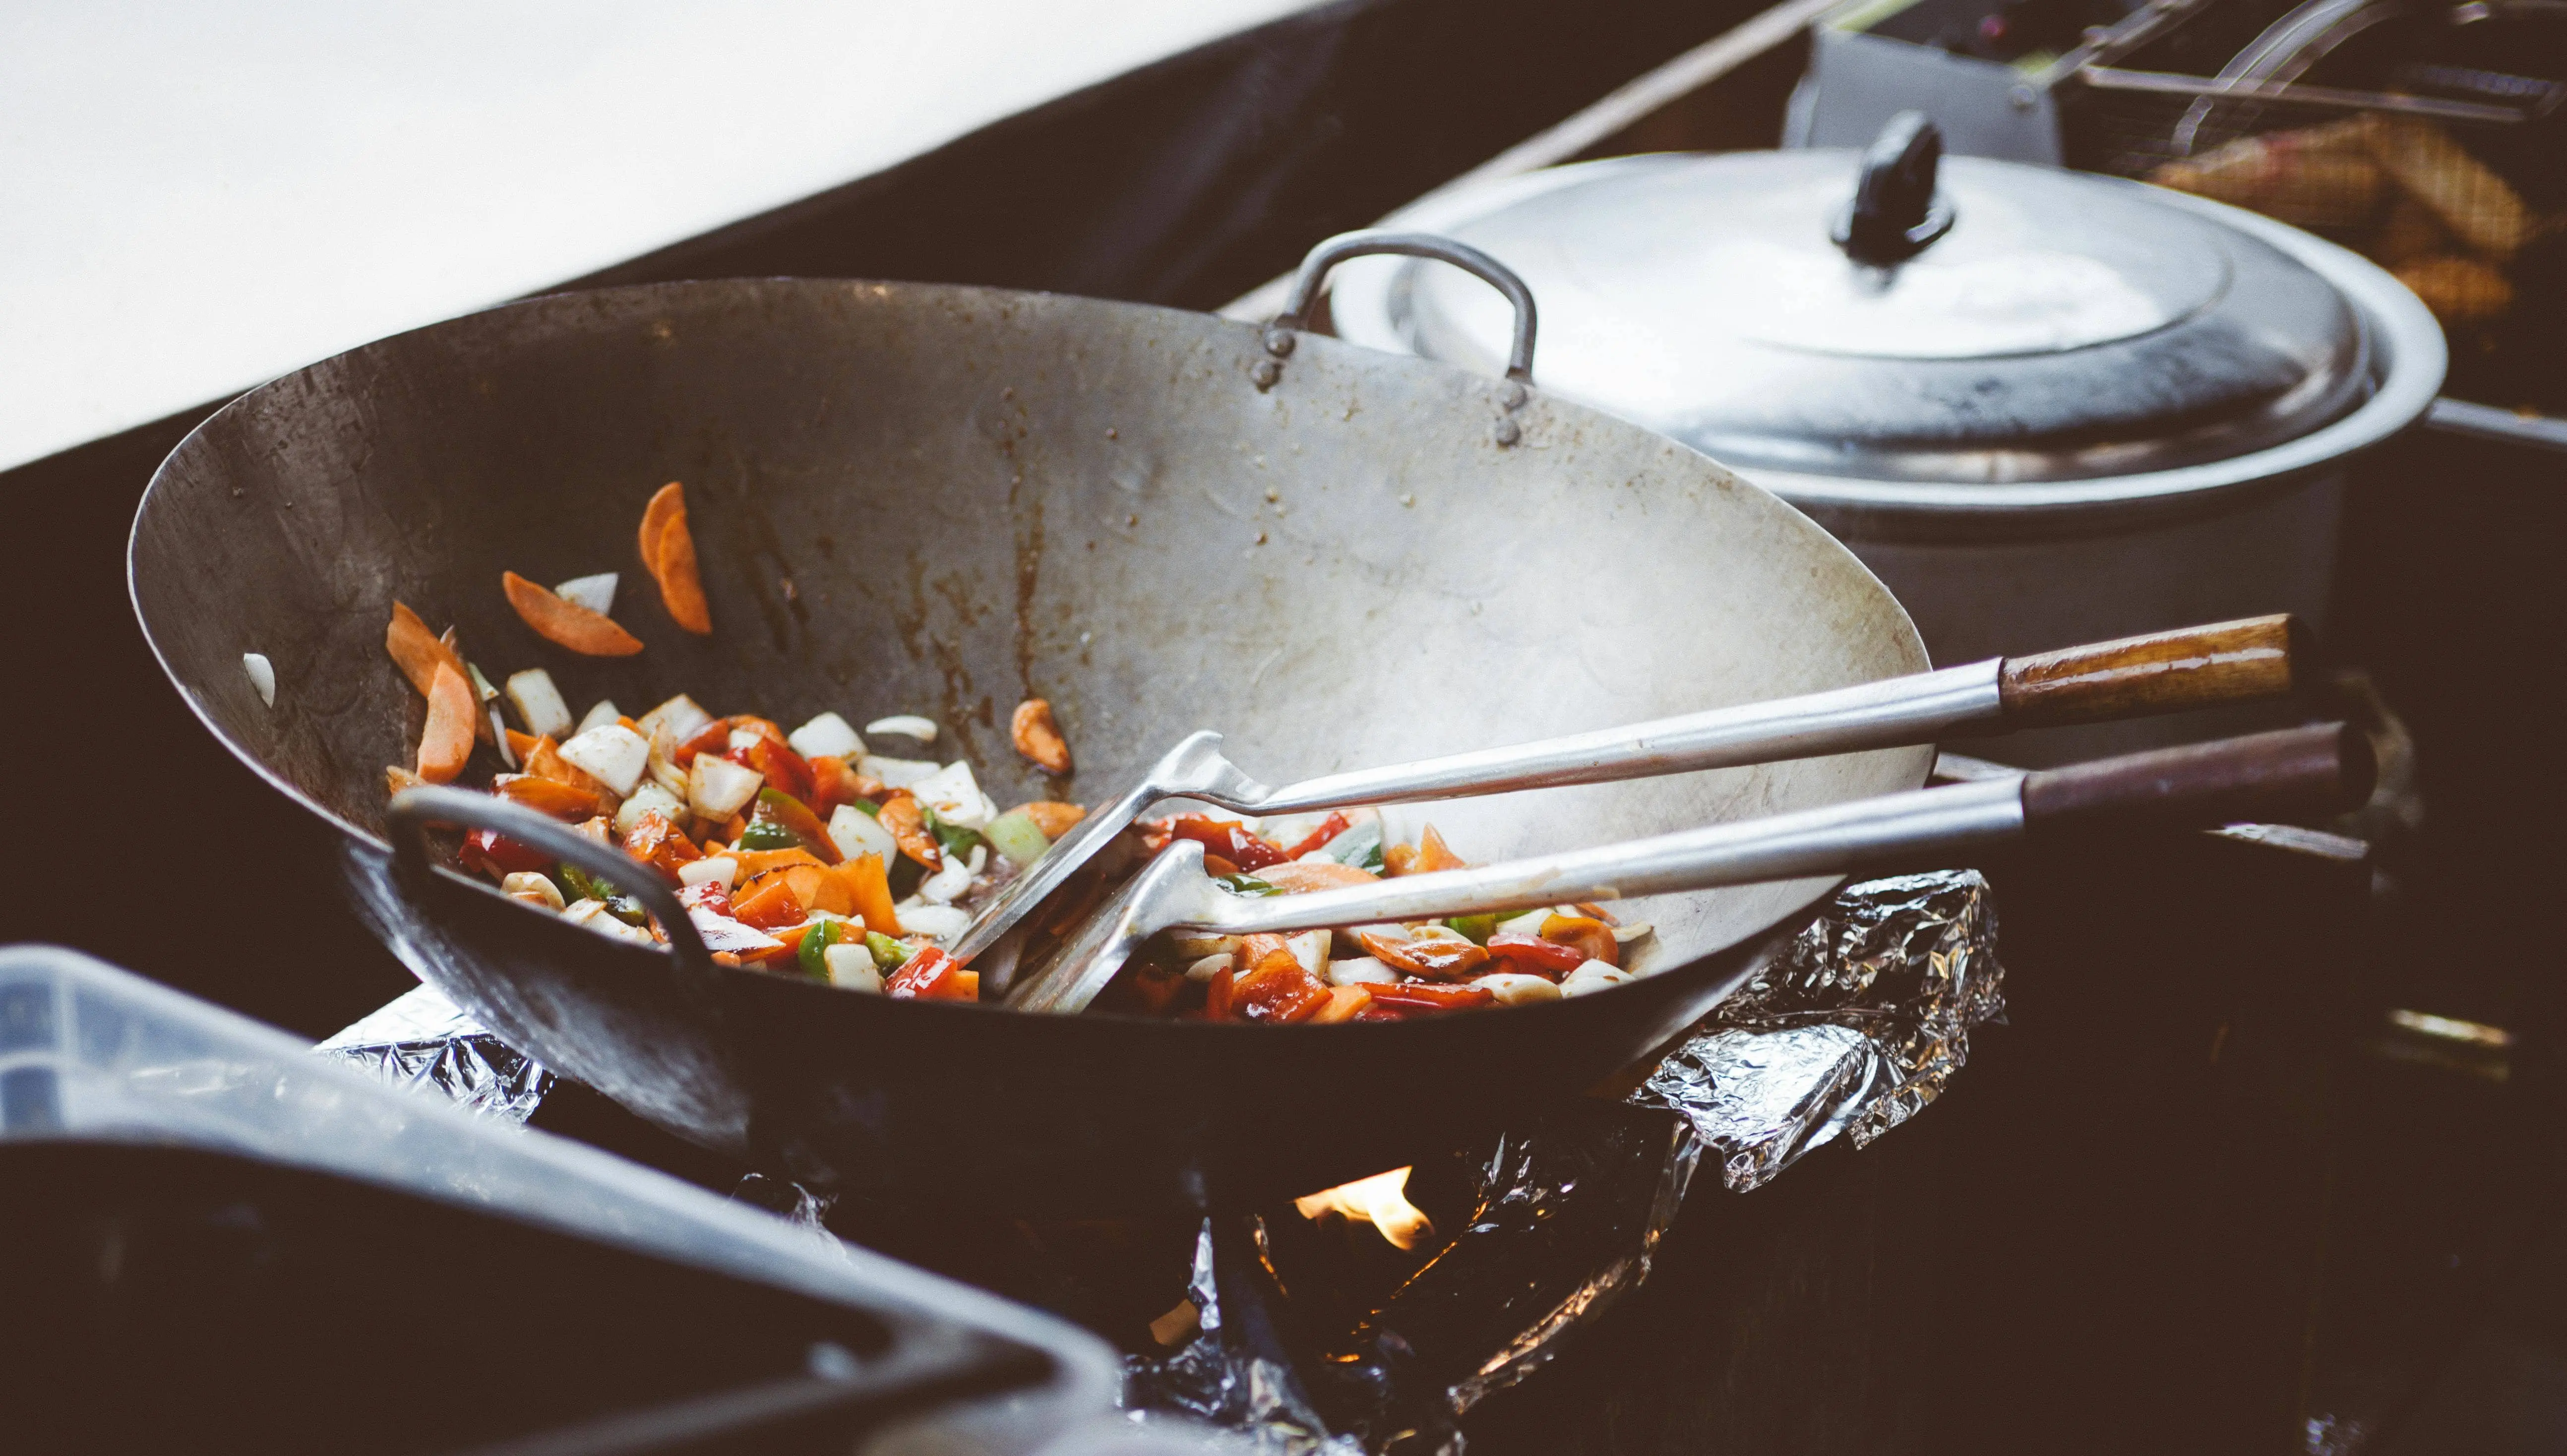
[1246,660,2005,815]
[1274,230,1538,381]
[387,785,717,973]
[1246,613,2306,814]
[1205,723,2369,935]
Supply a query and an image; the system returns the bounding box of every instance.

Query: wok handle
[1272,230,1538,382]
[1204,725,2372,935]
[1999,614,2308,728]
[2022,721,2374,834]
[387,786,718,973]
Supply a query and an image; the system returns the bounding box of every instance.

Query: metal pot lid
[1338,115,2373,484]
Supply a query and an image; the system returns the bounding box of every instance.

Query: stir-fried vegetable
[380,481,1652,1019]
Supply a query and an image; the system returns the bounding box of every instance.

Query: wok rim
[127,275,1931,1036]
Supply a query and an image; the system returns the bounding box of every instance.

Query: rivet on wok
[1500,380,1528,410]
[1263,329,1297,358]
[1493,419,1522,447]
[1251,359,1282,390]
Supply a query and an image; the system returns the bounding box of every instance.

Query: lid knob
[1832,112,1956,268]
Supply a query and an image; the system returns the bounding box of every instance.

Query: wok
[135,245,1965,1213]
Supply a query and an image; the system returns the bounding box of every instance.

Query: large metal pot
[128,262,1936,1214]
[1327,117,2447,759]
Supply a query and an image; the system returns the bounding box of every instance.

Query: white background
[0,0,1316,471]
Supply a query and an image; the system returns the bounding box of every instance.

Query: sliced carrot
[730,876,803,929]
[495,774,602,820]
[416,662,476,784]
[385,602,467,697]
[639,482,712,635]
[831,852,902,935]
[639,481,682,574]
[731,847,824,879]
[1309,985,1373,1025]
[502,571,644,657]
[505,728,542,762]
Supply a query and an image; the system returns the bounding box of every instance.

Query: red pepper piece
[1365,980,1496,1013]
[672,717,733,767]
[622,810,702,882]
[1356,930,1489,980]
[1485,932,1585,975]
[733,736,817,806]
[1233,961,1331,1023]
[1279,811,1350,861]
[1203,966,1237,1020]
[1165,815,1286,872]
[461,826,552,879]
[886,946,974,1000]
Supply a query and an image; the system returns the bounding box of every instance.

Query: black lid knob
[1833,112,1956,268]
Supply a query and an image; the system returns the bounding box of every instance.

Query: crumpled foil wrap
[1126,869,2002,1454]
[312,982,554,1124]
[1634,869,2005,1191]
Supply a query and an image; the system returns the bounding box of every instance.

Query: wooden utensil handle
[1999,614,2310,727]
[2023,722,2374,834]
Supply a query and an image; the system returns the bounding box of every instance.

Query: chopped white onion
[1610,921,1654,944]
[728,726,763,753]
[575,699,622,736]
[489,708,516,767]
[1347,922,1409,944]
[864,715,938,743]
[678,856,739,891]
[504,669,574,739]
[917,852,977,904]
[910,760,995,830]
[558,724,650,796]
[1406,924,1469,945]
[856,754,941,789]
[501,872,564,911]
[1172,933,1242,959]
[787,712,866,762]
[553,573,617,615]
[1473,972,1562,1006]
[687,907,782,954]
[241,652,276,707]
[827,804,898,871]
[687,754,763,819]
[1185,953,1236,982]
[1493,909,1552,937]
[1326,957,1399,986]
[897,904,973,940]
[636,694,713,745]
[823,943,883,992]
[1284,929,1332,976]
[614,783,687,837]
[1559,960,1635,997]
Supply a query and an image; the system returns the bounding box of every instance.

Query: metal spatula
[953,614,2307,968]
[1001,722,2370,1013]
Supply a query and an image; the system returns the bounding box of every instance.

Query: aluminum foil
[1636,868,2004,1191]
[312,982,554,1124]
[1124,870,2003,1455]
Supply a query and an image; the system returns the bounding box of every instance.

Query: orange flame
[1293,1165,1434,1251]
